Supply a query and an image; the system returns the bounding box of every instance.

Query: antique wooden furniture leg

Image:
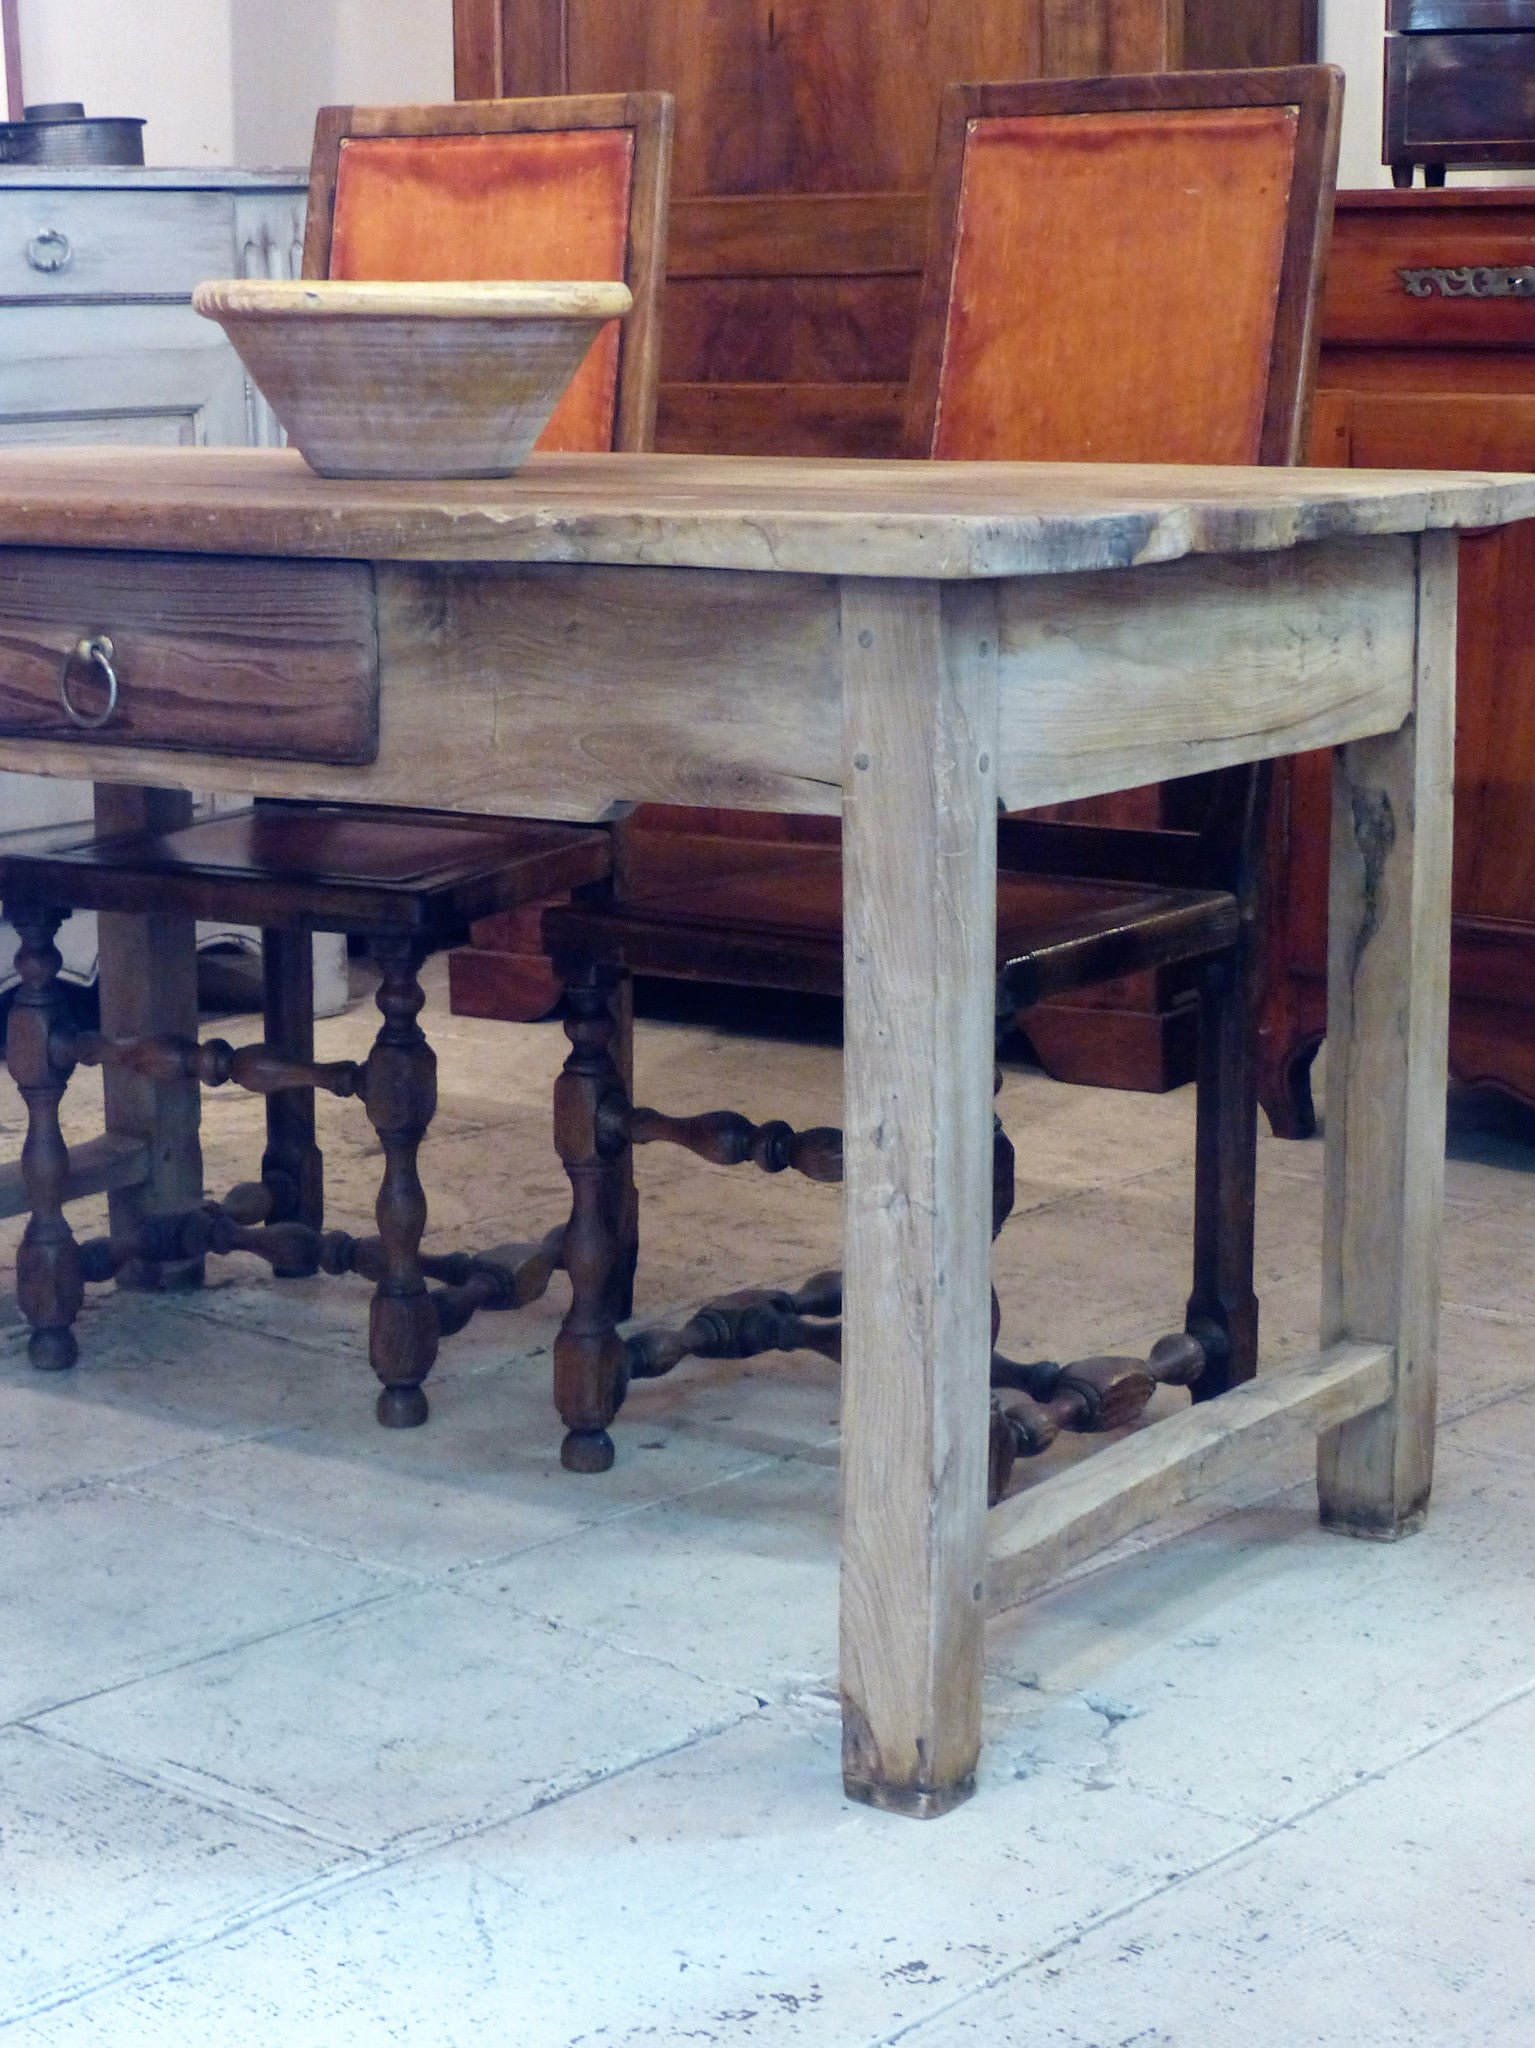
[1317,530,1455,1538]
[551,964,635,1472]
[258,926,324,1231]
[6,904,83,1368]
[838,577,998,1818]
[1184,774,1268,1399]
[361,935,439,1428]
[94,783,203,1292]
[1184,944,1260,1399]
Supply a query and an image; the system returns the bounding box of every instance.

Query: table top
[0,447,1530,580]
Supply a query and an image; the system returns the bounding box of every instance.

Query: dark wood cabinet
[454,0,1318,455]
[1386,0,1535,185]
[1262,188,1535,1132]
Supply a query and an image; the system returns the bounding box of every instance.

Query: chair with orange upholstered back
[539,66,1342,1489]
[0,93,672,1425]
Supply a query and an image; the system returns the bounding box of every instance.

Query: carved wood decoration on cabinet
[448,0,1319,1087]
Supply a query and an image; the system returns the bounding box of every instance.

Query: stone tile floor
[2,958,1533,2044]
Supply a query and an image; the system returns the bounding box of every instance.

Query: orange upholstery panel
[330,129,636,453]
[931,107,1299,464]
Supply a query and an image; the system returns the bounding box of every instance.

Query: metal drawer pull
[1399,264,1535,300]
[25,228,72,274]
[58,635,119,729]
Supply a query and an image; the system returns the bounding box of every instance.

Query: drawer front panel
[0,190,235,302]
[1390,2,1535,26]
[1387,34,1535,156]
[1323,204,1535,347]
[0,550,379,763]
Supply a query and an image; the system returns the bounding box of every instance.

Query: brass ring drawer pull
[58,635,119,729]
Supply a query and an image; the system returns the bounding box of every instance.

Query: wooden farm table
[1,446,1532,1818]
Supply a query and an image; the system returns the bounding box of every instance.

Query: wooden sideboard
[1262,187,1535,1133]
[447,0,1319,1078]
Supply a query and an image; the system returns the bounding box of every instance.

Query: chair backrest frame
[902,66,1344,469]
[302,91,674,455]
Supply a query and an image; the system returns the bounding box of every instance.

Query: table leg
[93,784,204,1289]
[1317,530,1456,1537]
[839,578,999,1817]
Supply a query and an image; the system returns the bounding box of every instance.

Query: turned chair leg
[258,928,324,1231]
[5,906,84,1370]
[552,965,636,1473]
[607,970,639,1324]
[1185,946,1260,1399]
[362,935,438,1428]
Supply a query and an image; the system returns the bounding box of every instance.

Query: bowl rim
[192,277,633,322]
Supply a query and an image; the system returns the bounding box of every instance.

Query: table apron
[0,533,1419,821]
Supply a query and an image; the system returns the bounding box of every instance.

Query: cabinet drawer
[1386,32,1535,159]
[1389,2,1535,25]
[0,189,236,302]
[0,550,379,763]
[1323,203,1535,348]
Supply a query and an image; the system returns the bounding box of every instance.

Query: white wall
[14,0,453,171]
[1321,0,1389,191]
[15,0,234,164]
[230,0,455,169]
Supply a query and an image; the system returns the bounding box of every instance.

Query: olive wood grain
[987,1340,1395,1611]
[1316,530,1456,1536]
[0,448,1520,575]
[0,526,1508,833]
[838,576,998,1819]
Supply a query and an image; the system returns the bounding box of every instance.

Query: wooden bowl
[192,278,634,480]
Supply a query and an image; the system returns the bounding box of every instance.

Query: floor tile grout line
[5,1582,410,1737]
[0,1421,291,1521]
[870,1669,1535,2047]
[100,1472,440,1586]
[0,1698,771,2035]
[13,1721,376,1857]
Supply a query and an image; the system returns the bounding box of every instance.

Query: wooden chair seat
[545,849,1236,1010]
[1,802,611,936]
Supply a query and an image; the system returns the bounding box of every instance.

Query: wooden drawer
[0,189,236,303]
[1389,1,1535,26]
[1386,32,1535,165]
[1322,197,1535,349]
[0,550,379,764]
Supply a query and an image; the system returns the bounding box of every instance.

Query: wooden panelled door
[452,0,1317,455]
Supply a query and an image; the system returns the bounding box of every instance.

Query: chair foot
[377,1382,430,1429]
[561,1426,615,1474]
[29,1325,78,1372]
